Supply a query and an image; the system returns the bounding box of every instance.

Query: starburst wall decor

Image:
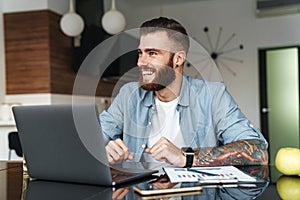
[186,26,244,77]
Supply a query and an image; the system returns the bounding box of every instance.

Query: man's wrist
[192,155,197,166]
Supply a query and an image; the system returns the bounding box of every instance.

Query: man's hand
[152,175,178,189]
[145,137,186,167]
[105,138,134,165]
[112,187,130,200]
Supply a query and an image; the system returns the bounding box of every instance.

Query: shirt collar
[141,89,154,107]
[178,75,190,107]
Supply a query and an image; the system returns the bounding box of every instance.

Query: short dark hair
[140,17,190,53]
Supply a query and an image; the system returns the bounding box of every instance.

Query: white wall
[110,0,300,128]
[2,0,67,14]
[3,0,47,13]
[1,0,300,127]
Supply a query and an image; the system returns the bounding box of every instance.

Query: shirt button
[148,121,152,125]
[142,144,146,149]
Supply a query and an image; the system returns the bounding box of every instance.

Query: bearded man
[100,17,268,168]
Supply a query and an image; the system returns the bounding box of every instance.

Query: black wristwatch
[181,147,194,168]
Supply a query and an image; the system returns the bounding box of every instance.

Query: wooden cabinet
[4,10,115,97]
[4,10,73,94]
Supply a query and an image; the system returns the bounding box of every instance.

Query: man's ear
[174,51,186,67]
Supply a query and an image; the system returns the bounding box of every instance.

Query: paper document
[163,166,257,183]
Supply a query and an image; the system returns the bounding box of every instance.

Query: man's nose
[137,55,148,67]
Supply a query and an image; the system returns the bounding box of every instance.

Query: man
[100,17,268,167]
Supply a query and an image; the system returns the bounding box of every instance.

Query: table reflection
[275,175,300,200]
[23,178,269,200]
[129,174,269,200]
[24,180,112,200]
[23,165,270,200]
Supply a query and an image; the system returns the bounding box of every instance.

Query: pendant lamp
[60,0,84,37]
[101,0,126,35]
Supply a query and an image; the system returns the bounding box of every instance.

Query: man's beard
[139,59,176,91]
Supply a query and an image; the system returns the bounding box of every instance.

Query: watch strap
[182,147,194,168]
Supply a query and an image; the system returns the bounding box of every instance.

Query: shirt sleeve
[210,83,268,147]
[99,85,128,144]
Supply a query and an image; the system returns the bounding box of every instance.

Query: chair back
[8,131,23,159]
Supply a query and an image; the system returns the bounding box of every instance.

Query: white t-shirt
[143,96,186,170]
[148,96,186,149]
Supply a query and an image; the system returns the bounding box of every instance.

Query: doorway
[259,46,300,165]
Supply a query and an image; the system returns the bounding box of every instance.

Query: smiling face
[137,31,176,91]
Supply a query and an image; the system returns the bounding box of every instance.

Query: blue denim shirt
[99,75,267,161]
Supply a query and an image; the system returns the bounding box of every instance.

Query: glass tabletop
[0,161,295,200]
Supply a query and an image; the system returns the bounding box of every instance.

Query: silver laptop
[12,104,157,186]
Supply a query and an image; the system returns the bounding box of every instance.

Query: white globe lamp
[60,0,84,37]
[101,0,126,35]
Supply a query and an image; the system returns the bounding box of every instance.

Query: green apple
[276,175,300,200]
[275,147,300,175]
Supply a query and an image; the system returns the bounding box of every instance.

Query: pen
[187,168,219,176]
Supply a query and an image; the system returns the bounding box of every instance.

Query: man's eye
[138,51,142,56]
[149,51,157,56]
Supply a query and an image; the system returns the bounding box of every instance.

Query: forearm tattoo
[238,165,269,180]
[194,139,268,166]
